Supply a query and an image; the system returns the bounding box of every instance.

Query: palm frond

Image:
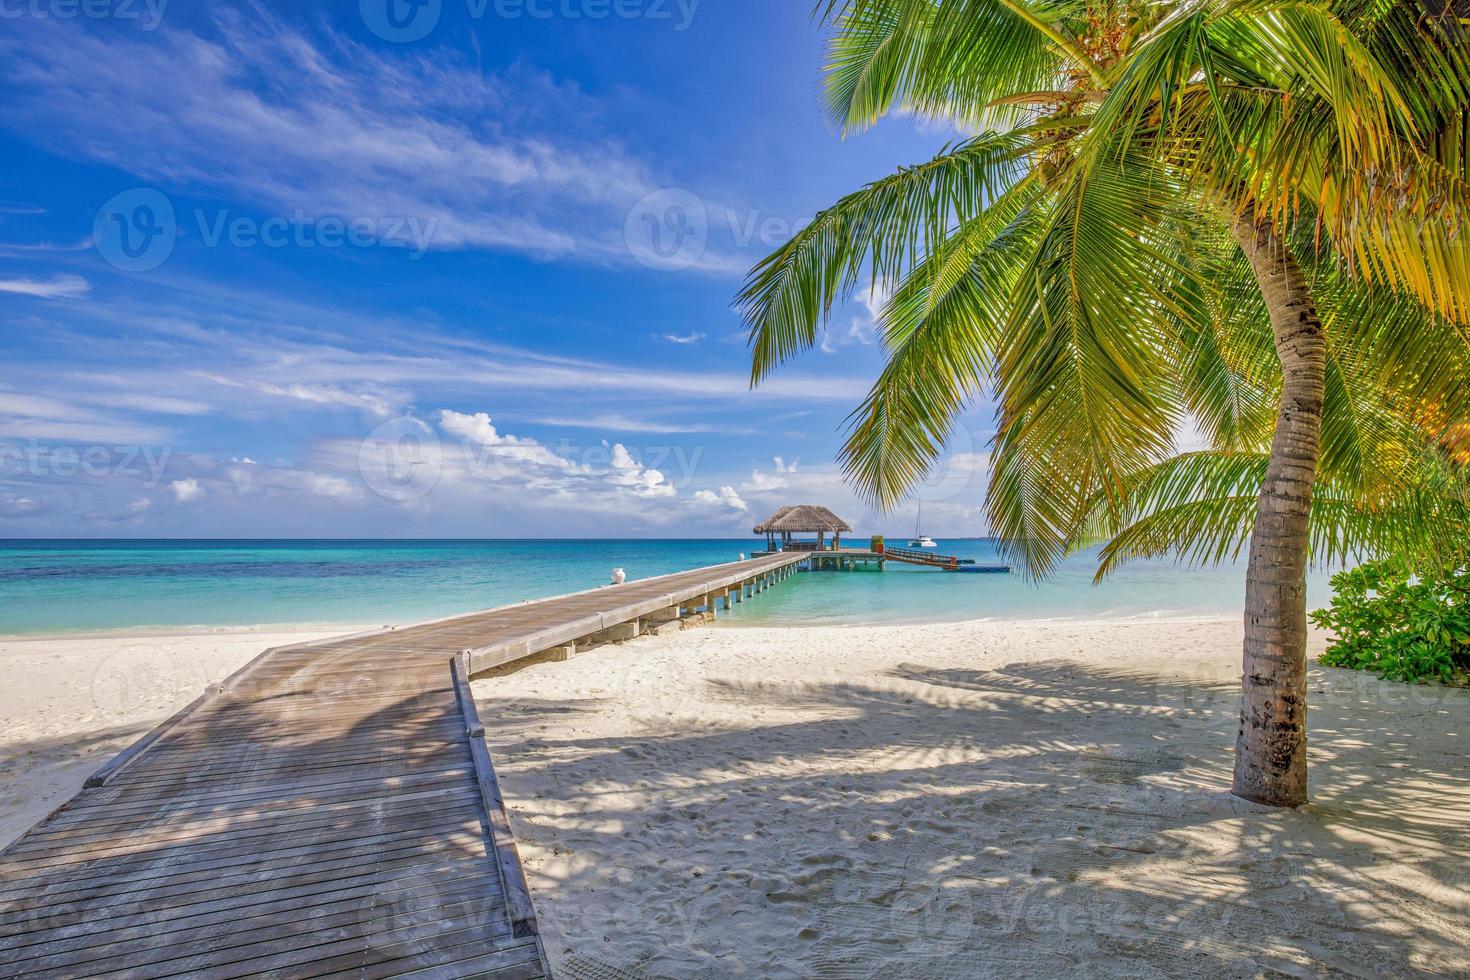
[823,0,1096,133]
[838,177,1046,507]
[738,129,1034,383]
[986,154,1195,576]
[1092,449,1470,579]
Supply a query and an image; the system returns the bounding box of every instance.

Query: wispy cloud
[30,281,872,406]
[0,9,662,262]
[0,274,90,299]
[660,331,706,345]
[531,413,754,435]
[820,282,887,354]
[92,394,214,416]
[0,389,171,443]
[197,373,401,418]
[0,237,94,256]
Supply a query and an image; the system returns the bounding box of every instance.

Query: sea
[0,538,1341,636]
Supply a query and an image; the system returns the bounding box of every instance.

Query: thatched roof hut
[753,505,852,534]
[753,505,852,551]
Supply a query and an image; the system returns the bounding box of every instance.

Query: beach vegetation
[1312,559,1470,685]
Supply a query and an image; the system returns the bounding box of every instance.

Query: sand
[472,618,1470,978]
[3,616,1465,976]
[0,625,358,848]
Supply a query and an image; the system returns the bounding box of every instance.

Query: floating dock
[0,552,809,979]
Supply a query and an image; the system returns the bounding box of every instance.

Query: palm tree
[740,0,1470,806]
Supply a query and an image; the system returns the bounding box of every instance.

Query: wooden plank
[1,872,505,969]
[452,655,540,940]
[40,764,478,826]
[0,805,488,903]
[0,827,488,921]
[0,855,499,952]
[3,878,506,977]
[0,846,493,938]
[72,749,474,807]
[1,786,481,864]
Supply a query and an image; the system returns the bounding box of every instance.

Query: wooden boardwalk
[0,553,806,979]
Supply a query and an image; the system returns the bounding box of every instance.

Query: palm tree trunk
[1227,205,1327,808]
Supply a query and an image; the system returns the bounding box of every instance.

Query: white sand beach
[0,625,358,848]
[3,617,1465,977]
[472,617,1470,978]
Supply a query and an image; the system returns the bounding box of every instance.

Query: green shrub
[1311,560,1470,684]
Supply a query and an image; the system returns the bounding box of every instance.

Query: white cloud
[1,496,41,515]
[661,332,706,345]
[170,478,205,503]
[302,473,357,500]
[746,467,788,492]
[746,457,803,492]
[432,411,678,501]
[439,410,581,475]
[438,410,518,448]
[126,498,151,514]
[608,443,675,498]
[0,274,90,299]
[693,485,747,511]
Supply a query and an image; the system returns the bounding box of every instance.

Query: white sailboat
[908,501,937,548]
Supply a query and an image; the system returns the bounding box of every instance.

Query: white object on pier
[611,567,626,585]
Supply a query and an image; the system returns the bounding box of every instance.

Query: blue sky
[0,0,996,537]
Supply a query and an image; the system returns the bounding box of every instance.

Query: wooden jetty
[753,504,1011,575]
[0,552,808,980]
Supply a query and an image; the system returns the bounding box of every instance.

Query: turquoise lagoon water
[0,539,1337,636]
